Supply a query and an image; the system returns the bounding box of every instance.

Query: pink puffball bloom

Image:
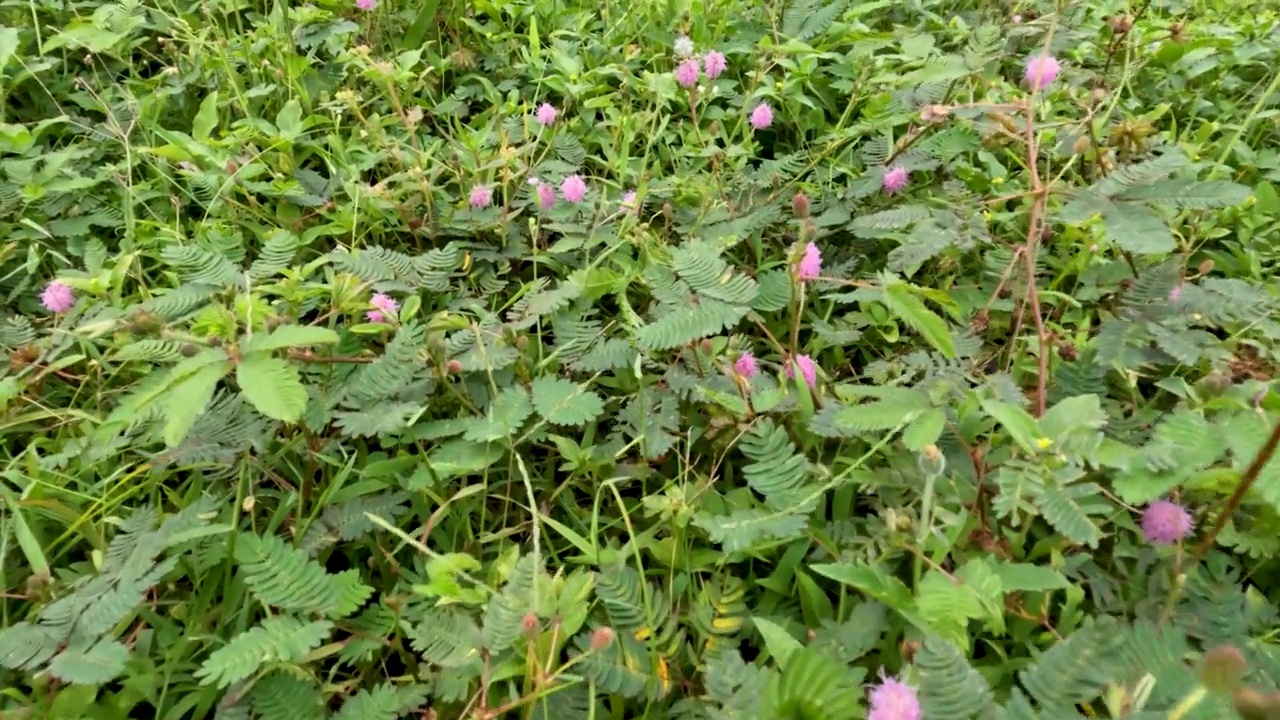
[40,281,75,313]
[867,672,922,720]
[882,166,909,194]
[785,355,818,388]
[750,102,773,130]
[469,185,493,209]
[535,103,558,126]
[621,190,639,212]
[1142,500,1194,544]
[1169,284,1183,302]
[537,182,556,210]
[1012,14,1023,23]
[1025,55,1061,90]
[704,51,727,79]
[370,292,399,317]
[365,310,386,323]
[794,242,822,282]
[733,352,758,379]
[561,175,587,203]
[675,58,700,88]
[355,0,377,10]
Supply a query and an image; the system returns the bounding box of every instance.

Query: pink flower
[704,51,727,79]
[370,292,399,317]
[40,281,75,313]
[750,102,773,130]
[733,352,758,379]
[535,103,558,126]
[469,185,493,209]
[794,242,821,282]
[1025,55,1061,90]
[537,182,556,210]
[365,310,386,323]
[1012,14,1023,23]
[882,166,909,194]
[621,190,639,213]
[675,58,700,88]
[785,355,818,388]
[561,175,587,203]
[867,672,922,720]
[355,0,377,9]
[1141,500,1194,544]
[1169,284,1183,302]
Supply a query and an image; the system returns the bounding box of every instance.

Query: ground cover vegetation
[1,0,1279,717]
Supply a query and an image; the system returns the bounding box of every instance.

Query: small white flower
[674,35,694,57]
[527,176,539,185]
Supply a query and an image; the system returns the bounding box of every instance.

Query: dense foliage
[2,0,1280,718]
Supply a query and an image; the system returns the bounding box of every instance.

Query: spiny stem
[1189,415,1280,564]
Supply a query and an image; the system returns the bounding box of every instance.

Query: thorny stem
[1015,9,1063,418]
[1190,416,1280,565]
[1155,413,1280,627]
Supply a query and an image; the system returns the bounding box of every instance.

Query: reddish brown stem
[1190,416,1280,564]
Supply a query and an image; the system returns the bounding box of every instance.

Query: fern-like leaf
[195,617,333,689]
[233,533,354,616]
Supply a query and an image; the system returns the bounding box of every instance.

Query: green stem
[1168,686,1207,720]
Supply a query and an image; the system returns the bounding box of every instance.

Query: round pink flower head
[370,292,399,317]
[561,175,587,204]
[355,0,377,10]
[621,190,639,213]
[794,242,821,282]
[1012,13,1023,23]
[537,182,556,210]
[40,280,75,313]
[1025,55,1061,90]
[1141,499,1194,545]
[1169,284,1183,302]
[365,310,386,323]
[469,184,493,209]
[785,354,818,388]
[882,166,909,194]
[867,671,922,720]
[733,352,758,379]
[675,58,700,89]
[750,102,773,130]
[704,51,727,79]
[535,103,558,126]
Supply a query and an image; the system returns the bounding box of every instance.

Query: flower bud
[1231,688,1280,720]
[1200,645,1248,694]
[521,613,539,637]
[918,444,946,478]
[792,191,810,218]
[590,626,614,650]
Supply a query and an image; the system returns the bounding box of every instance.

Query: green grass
[1,0,1280,718]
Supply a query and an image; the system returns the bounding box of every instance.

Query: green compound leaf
[882,283,955,358]
[531,376,604,427]
[236,352,308,423]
